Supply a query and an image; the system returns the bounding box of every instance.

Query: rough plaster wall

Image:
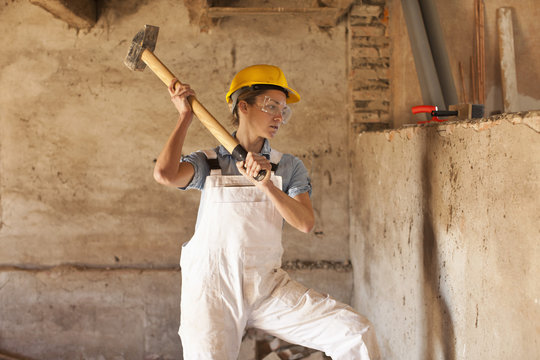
[350,113,539,359]
[0,266,350,359]
[0,0,349,266]
[389,0,540,127]
[0,268,182,359]
[0,0,351,358]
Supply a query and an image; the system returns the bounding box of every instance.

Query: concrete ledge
[357,110,540,140]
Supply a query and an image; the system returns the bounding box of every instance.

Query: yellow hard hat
[226,65,301,106]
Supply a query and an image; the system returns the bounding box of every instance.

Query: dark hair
[230,85,288,127]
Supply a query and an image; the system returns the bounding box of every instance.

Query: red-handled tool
[412,105,451,123]
[412,104,484,124]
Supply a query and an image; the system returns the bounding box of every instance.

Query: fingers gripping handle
[231,146,267,181]
[140,49,266,181]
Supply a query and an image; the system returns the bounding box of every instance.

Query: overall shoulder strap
[203,148,282,174]
[201,149,221,175]
[269,149,283,172]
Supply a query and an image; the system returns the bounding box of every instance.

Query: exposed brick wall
[348,0,390,130]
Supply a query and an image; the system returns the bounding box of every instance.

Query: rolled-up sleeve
[286,157,312,198]
[178,151,209,191]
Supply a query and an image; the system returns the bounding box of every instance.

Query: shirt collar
[217,132,272,158]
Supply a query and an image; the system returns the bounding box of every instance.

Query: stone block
[353,88,390,101]
[353,99,389,112]
[352,35,390,48]
[351,24,387,37]
[351,57,390,70]
[352,78,390,91]
[351,46,381,58]
[349,15,380,26]
[350,68,390,82]
[351,4,383,17]
[351,111,385,124]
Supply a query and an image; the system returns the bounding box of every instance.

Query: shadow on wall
[95,0,151,21]
[421,130,456,360]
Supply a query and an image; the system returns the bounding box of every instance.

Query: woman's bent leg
[250,270,380,360]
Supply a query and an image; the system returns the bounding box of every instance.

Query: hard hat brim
[226,83,300,104]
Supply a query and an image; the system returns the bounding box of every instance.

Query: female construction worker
[153,65,379,359]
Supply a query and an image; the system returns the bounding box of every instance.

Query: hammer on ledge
[124,24,266,181]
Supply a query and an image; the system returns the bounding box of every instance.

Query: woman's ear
[238,101,248,113]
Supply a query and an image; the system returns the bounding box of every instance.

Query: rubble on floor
[241,329,330,360]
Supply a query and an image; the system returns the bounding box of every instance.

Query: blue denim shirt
[180,139,312,198]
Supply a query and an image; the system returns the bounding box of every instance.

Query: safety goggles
[255,96,293,124]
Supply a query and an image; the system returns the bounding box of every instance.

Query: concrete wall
[0,0,352,358]
[350,113,539,359]
[360,2,540,355]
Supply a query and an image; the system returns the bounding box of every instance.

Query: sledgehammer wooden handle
[141,50,266,181]
[141,50,238,153]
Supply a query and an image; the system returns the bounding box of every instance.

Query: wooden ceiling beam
[29,0,97,29]
[206,6,348,27]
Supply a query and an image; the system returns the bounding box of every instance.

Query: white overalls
[179,150,379,360]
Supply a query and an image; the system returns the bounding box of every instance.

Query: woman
[154,65,379,360]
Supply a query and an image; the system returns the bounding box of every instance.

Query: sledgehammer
[124,24,265,180]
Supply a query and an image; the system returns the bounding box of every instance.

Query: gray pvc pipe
[401,0,446,109]
[419,0,459,106]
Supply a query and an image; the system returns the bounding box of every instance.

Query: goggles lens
[257,96,292,124]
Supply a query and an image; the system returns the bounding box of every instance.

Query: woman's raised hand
[168,78,196,121]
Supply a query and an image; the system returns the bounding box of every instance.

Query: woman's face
[239,89,288,139]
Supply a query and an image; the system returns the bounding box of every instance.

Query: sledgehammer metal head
[124,25,159,71]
